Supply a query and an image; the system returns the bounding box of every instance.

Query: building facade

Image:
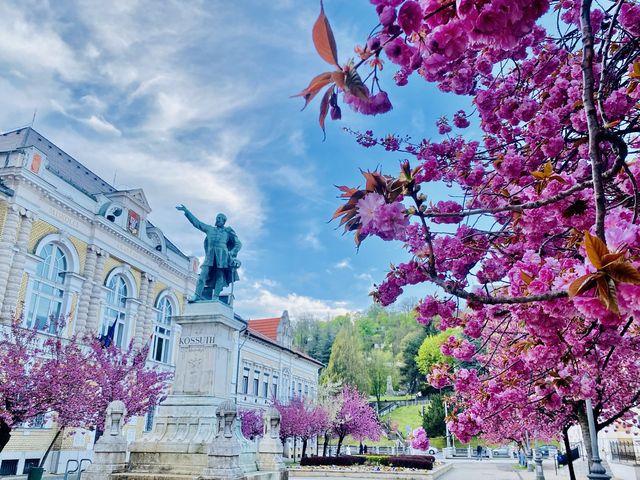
[0,128,321,475]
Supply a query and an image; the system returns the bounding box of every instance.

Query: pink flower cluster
[357,193,409,241]
[343,90,393,116]
[410,426,430,450]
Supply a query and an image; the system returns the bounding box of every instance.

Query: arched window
[152,295,173,363]
[102,275,128,348]
[26,243,66,333]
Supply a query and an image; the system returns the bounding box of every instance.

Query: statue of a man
[176,205,241,300]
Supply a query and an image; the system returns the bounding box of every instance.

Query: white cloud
[83,115,122,136]
[334,258,352,270]
[288,130,306,156]
[298,230,323,250]
[234,280,356,321]
[0,4,86,82]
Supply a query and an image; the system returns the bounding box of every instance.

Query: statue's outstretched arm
[176,205,207,232]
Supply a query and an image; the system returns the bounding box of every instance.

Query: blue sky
[0,0,471,320]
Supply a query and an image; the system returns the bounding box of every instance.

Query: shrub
[388,456,434,470]
[300,454,434,469]
[300,455,366,467]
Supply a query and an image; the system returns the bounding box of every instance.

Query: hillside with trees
[292,305,435,399]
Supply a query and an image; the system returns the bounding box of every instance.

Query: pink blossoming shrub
[239,409,263,440]
[410,426,430,451]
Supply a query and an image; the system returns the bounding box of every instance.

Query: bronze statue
[176,205,241,300]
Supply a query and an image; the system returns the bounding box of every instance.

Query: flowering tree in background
[239,409,264,440]
[275,396,328,458]
[88,338,172,430]
[0,316,172,458]
[298,0,640,466]
[409,426,430,451]
[316,380,343,456]
[331,385,381,455]
[0,317,96,453]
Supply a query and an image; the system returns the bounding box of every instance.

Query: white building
[0,127,321,475]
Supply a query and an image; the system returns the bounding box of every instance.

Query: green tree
[422,393,446,438]
[399,329,428,393]
[292,314,346,365]
[367,349,392,410]
[322,321,368,392]
[416,330,456,376]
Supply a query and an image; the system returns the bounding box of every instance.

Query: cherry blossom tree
[0,317,96,453]
[275,396,329,458]
[331,385,381,455]
[0,316,172,459]
[239,409,264,440]
[297,0,640,467]
[87,338,172,430]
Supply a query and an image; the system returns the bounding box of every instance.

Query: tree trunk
[562,426,577,480]
[336,435,345,456]
[302,438,308,458]
[577,409,593,465]
[322,432,329,456]
[293,436,297,461]
[39,428,62,468]
[0,420,11,453]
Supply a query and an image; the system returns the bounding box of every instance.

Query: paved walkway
[439,458,591,480]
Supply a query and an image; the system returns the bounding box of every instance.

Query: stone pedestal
[202,400,244,480]
[125,300,245,478]
[84,401,128,480]
[257,408,285,472]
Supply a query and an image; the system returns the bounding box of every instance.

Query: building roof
[0,127,189,260]
[247,316,324,367]
[248,317,281,341]
[245,328,324,367]
[0,127,116,196]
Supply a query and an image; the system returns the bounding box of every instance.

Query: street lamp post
[525,431,534,472]
[444,400,452,451]
[585,398,610,480]
[534,447,545,480]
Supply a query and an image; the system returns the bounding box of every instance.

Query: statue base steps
[111,471,288,480]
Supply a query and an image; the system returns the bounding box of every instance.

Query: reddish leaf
[332,71,346,90]
[600,252,626,267]
[568,273,597,297]
[596,277,619,314]
[313,2,339,67]
[520,271,533,285]
[345,68,369,101]
[291,72,334,110]
[584,231,609,269]
[319,87,333,137]
[605,261,640,285]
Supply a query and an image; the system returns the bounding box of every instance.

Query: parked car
[539,445,558,457]
[426,447,439,455]
[492,446,510,456]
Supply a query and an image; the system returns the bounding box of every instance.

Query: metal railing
[610,440,640,465]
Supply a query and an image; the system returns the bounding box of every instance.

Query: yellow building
[0,127,198,475]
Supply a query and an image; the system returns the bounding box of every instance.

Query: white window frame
[152,292,177,364]
[101,267,137,348]
[25,243,67,334]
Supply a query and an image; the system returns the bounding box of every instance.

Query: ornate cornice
[0,169,195,283]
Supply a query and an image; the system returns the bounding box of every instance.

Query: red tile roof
[248,317,281,341]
